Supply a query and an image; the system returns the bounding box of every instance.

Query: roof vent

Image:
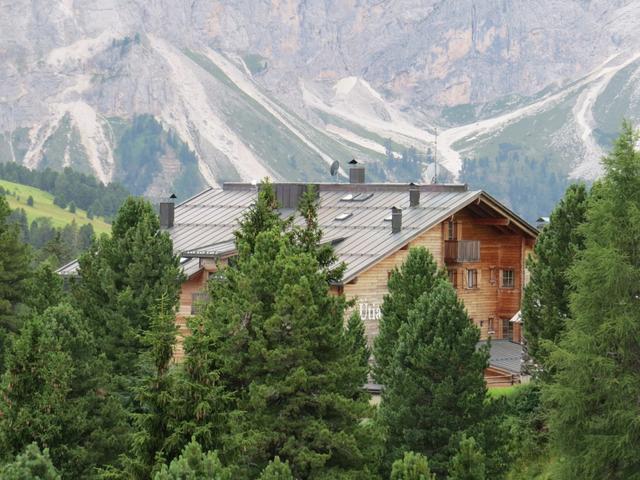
[349,159,365,184]
[391,206,402,234]
[409,183,420,207]
[160,193,176,229]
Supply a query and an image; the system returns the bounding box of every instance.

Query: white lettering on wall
[359,303,382,321]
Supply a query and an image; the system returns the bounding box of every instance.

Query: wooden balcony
[444,240,480,263]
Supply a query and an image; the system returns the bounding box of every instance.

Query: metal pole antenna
[434,128,438,184]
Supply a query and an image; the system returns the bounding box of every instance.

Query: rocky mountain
[1,0,640,217]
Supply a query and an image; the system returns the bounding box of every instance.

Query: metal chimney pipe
[159,193,176,229]
[348,158,365,184]
[409,183,420,207]
[391,206,402,233]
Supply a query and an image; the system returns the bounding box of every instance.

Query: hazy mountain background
[2,0,640,219]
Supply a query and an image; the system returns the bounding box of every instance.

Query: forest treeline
[0,162,130,220]
[1,123,640,479]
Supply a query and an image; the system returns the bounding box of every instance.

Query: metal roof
[171,183,484,283]
[57,182,538,281]
[478,340,523,374]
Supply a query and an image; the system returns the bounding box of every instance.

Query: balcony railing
[191,291,211,315]
[444,240,480,263]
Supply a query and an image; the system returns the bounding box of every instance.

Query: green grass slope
[0,179,111,235]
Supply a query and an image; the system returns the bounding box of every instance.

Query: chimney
[349,159,365,184]
[391,206,402,233]
[409,183,420,207]
[159,193,176,229]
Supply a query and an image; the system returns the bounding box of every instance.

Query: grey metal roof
[171,183,483,283]
[57,182,537,281]
[57,259,80,276]
[478,340,523,374]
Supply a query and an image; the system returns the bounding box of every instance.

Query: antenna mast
[433,128,438,184]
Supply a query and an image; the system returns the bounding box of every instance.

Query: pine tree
[23,262,65,315]
[378,280,489,478]
[390,452,436,480]
[344,311,370,385]
[153,439,233,480]
[73,197,182,378]
[234,179,283,258]
[0,443,60,480]
[0,194,31,370]
[258,457,295,480]
[0,304,129,478]
[208,228,374,478]
[522,183,588,365]
[447,436,485,480]
[291,184,345,283]
[543,122,640,478]
[125,296,179,478]
[374,247,445,385]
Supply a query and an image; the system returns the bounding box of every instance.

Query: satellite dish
[330,160,340,177]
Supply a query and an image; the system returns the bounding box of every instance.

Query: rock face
[1,0,640,200]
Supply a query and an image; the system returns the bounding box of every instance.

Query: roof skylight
[340,193,374,202]
[335,213,353,221]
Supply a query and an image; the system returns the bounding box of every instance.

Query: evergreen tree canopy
[447,435,486,480]
[0,304,128,478]
[0,193,30,326]
[234,179,283,258]
[390,452,436,480]
[207,228,373,478]
[153,439,232,480]
[543,122,640,478]
[378,279,489,478]
[125,296,179,479]
[73,197,182,376]
[522,183,588,365]
[0,443,61,480]
[258,457,295,480]
[374,247,444,384]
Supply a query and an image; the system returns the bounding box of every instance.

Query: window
[502,318,514,341]
[488,317,495,335]
[335,212,352,221]
[447,220,457,240]
[502,269,515,288]
[466,269,478,288]
[448,269,458,288]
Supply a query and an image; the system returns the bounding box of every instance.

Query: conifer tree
[73,197,182,377]
[374,247,445,384]
[234,179,283,258]
[378,280,488,478]
[125,296,179,478]
[0,304,129,478]
[0,194,30,370]
[154,439,232,480]
[24,262,65,315]
[345,311,370,384]
[522,183,588,365]
[207,228,374,478]
[291,184,345,283]
[0,443,60,480]
[258,457,295,480]
[543,122,640,478]
[447,436,486,480]
[390,452,436,480]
